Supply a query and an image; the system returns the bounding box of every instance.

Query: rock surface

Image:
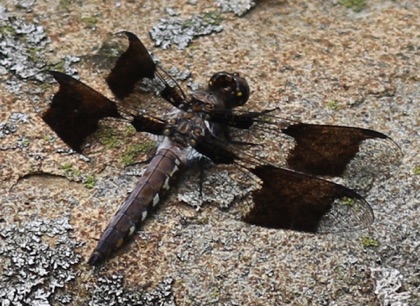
[0,0,418,305]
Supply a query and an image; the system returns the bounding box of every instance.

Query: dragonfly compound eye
[208,71,250,109]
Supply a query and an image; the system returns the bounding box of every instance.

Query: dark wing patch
[105,32,187,111]
[282,124,390,176]
[246,165,374,233]
[42,71,120,152]
[106,31,156,99]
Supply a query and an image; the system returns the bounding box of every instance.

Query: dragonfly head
[208,72,250,109]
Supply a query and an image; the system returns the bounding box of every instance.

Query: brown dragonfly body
[42,32,400,265]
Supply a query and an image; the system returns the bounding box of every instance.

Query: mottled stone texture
[0,0,418,305]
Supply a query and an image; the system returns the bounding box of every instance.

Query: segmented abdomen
[88,147,184,265]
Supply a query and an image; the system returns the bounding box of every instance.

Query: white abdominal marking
[153,194,160,207]
[141,210,148,221]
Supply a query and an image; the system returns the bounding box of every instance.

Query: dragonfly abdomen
[88,146,184,265]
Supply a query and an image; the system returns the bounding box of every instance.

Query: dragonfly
[41,32,400,265]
